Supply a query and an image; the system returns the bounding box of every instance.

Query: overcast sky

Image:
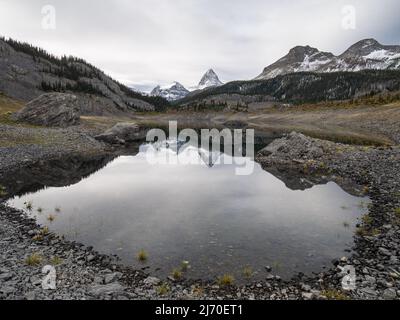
[0,0,399,92]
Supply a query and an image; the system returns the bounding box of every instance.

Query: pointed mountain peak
[168,81,186,89]
[198,68,223,89]
[203,68,218,77]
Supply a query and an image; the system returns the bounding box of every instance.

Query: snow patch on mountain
[150,81,189,101]
[195,69,223,90]
[256,39,400,80]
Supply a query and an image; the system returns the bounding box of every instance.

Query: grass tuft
[171,268,183,280]
[32,234,44,241]
[217,274,235,287]
[0,184,7,197]
[191,285,204,297]
[181,260,190,272]
[50,256,63,266]
[242,266,253,279]
[25,253,43,266]
[322,289,349,300]
[137,249,148,262]
[157,283,170,296]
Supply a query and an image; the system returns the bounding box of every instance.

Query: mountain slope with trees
[0,37,169,114]
[177,70,400,108]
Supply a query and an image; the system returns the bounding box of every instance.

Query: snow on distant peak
[194,69,223,90]
[150,81,189,101]
[364,49,400,61]
[255,38,400,80]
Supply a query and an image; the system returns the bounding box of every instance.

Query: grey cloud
[0,0,399,92]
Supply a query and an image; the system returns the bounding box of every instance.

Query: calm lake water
[7,141,368,281]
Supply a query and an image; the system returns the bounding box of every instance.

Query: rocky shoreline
[1,128,400,300]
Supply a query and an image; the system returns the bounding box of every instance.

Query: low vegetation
[0,184,7,197]
[242,266,254,279]
[0,93,23,115]
[217,274,235,287]
[41,226,49,235]
[321,289,349,300]
[191,285,204,297]
[157,283,170,296]
[392,207,400,225]
[25,253,43,266]
[50,256,63,266]
[32,226,50,241]
[181,260,190,272]
[272,261,282,271]
[356,213,380,237]
[171,268,183,280]
[137,249,148,262]
[32,234,44,241]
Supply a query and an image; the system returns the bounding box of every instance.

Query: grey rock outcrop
[12,93,80,127]
[258,132,325,159]
[95,122,146,144]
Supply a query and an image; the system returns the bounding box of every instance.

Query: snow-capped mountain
[150,82,189,101]
[255,39,400,80]
[195,69,224,90]
[151,69,223,101]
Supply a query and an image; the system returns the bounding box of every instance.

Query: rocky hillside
[256,39,400,80]
[0,37,169,114]
[178,69,400,107]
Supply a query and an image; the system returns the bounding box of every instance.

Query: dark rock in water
[13,93,80,127]
[95,122,146,144]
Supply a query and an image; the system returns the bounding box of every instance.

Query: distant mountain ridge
[255,39,400,80]
[151,69,224,101]
[150,82,189,101]
[0,37,168,114]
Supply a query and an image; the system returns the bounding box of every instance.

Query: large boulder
[95,122,146,144]
[13,93,80,127]
[258,132,326,159]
